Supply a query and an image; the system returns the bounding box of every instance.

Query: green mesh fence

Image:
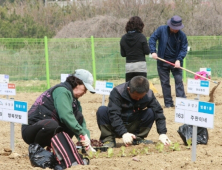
[0,36,222,92]
[186,36,222,78]
[93,38,158,80]
[0,38,47,92]
[0,38,45,80]
[47,38,93,79]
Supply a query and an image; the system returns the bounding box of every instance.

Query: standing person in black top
[120,16,150,82]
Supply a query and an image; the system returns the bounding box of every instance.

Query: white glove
[88,145,96,153]
[80,134,91,147]
[122,132,136,146]
[159,134,171,145]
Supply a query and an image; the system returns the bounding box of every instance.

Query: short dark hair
[129,76,149,93]
[66,75,84,89]
[125,16,144,33]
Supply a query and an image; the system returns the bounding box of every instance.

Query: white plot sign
[95,81,114,95]
[0,83,16,95]
[61,74,70,83]
[187,79,210,95]
[175,97,214,128]
[0,98,28,124]
[0,74,9,83]
[200,68,211,75]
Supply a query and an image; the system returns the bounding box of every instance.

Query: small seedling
[143,146,149,155]
[186,138,192,149]
[95,150,101,158]
[130,148,138,156]
[155,142,164,152]
[87,150,95,159]
[120,146,126,157]
[169,142,180,151]
[107,148,114,158]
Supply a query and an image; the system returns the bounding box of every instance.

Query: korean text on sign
[0,99,28,124]
[175,97,214,128]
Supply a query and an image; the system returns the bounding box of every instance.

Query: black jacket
[120,32,150,63]
[108,81,167,136]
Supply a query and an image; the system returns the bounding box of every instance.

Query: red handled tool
[157,57,219,84]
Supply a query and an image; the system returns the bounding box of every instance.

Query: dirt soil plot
[0,81,222,170]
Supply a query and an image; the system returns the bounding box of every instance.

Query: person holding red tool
[149,15,188,108]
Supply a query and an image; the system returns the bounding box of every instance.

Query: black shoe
[54,165,63,170]
[72,158,90,166]
[132,139,153,145]
[102,140,116,148]
[83,158,90,165]
[164,104,175,108]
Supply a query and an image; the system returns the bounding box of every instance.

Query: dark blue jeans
[157,62,186,106]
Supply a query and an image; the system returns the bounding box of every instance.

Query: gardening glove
[122,132,136,146]
[88,145,96,153]
[80,135,96,153]
[80,134,91,147]
[159,134,171,145]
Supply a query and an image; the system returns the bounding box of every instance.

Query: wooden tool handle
[157,57,218,84]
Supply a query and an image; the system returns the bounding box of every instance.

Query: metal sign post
[10,121,15,151]
[102,95,105,106]
[192,94,199,162]
[191,125,197,161]
[7,95,15,152]
[6,94,15,152]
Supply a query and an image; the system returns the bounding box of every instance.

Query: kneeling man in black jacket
[96,76,171,148]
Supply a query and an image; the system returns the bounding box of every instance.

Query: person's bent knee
[96,106,108,118]
[140,108,155,127]
[48,120,59,129]
[38,119,59,130]
[96,106,109,125]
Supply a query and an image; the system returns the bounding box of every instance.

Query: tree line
[0,0,221,38]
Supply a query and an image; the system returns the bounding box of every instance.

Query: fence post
[44,36,50,89]
[91,36,97,86]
